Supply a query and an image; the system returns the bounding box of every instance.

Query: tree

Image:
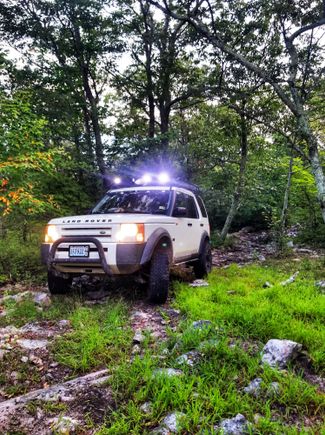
[112,0,211,158]
[150,0,325,223]
[0,0,123,186]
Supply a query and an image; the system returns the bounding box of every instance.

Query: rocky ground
[211,227,323,267]
[0,230,324,434]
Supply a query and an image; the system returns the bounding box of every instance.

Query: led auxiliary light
[158,172,170,183]
[142,174,152,183]
[113,176,122,185]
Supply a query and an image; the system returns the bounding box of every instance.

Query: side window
[196,196,208,218]
[187,195,199,219]
[173,192,187,215]
[173,192,199,219]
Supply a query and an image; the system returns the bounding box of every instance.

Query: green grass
[175,259,325,373]
[100,259,325,434]
[52,300,132,372]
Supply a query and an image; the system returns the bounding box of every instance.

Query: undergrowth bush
[0,230,46,283]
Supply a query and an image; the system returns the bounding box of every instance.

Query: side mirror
[173,206,187,217]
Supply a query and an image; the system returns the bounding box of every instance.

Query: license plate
[69,245,90,257]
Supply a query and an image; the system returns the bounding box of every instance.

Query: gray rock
[280,272,299,286]
[21,356,29,363]
[162,412,186,432]
[189,279,209,288]
[263,281,273,288]
[153,368,184,378]
[258,255,266,262]
[17,339,48,350]
[261,339,302,368]
[33,292,51,307]
[286,241,294,248]
[58,319,71,328]
[243,378,263,396]
[192,320,212,330]
[316,280,325,288]
[0,291,31,305]
[133,330,146,344]
[176,350,201,367]
[140,401,152,414]
[50,416,80,434]
[151,412,186,434]
[217,413,249,434]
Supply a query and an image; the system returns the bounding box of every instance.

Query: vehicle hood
[48,214,173,225]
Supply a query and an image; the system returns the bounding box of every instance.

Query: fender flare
[198,231,210,256]
[140,228,173,265]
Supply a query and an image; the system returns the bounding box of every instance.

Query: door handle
[187,223,192,227]
[200,223,204,227]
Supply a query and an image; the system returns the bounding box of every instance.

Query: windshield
[91,189,172,215]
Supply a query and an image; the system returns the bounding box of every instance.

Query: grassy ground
[0,258,324,433]
[100,258,325,434]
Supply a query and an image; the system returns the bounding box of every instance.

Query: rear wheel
[193,239,212,278]
[47,270,72,295]
[147,250,170,304]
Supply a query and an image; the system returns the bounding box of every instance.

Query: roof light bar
[158,172,170,184]
[113,176,122,185]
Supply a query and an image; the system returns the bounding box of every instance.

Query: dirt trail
[0,279,180,433]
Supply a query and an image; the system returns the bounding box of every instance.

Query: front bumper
[41,237,145,275]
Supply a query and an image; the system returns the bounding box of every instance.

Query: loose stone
[216,413,249,434]
[152,368,184,378]
[261,339,302,369]
[192,320,212,330]
[176,350,201,367]
[17,339,48,350]
[189,279,209,287]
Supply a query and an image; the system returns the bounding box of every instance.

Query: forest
[0,1,324,434]
[0,0,324,272]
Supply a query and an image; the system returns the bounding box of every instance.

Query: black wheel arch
[140,228,173,265]
[199,231,210,255]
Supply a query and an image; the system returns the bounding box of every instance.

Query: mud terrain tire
[48,271,72,295]
[193,239,212,278]
[148,250,170,304]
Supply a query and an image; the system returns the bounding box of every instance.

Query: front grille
[61,227,112,238]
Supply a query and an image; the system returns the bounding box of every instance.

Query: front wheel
[47,270,72,295]
[147,250,170,304]
[193,239,212,279]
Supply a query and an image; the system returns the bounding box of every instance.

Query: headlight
[45,225,59,243]
[116,223,144,243]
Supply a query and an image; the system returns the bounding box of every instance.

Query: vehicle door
[172,191,201,259]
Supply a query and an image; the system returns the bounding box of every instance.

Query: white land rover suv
[41,180,212,303]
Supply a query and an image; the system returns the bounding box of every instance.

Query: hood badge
[99,231,106,234]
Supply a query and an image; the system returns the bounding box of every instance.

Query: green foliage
[0,91,58,216]
[0,228,46,283]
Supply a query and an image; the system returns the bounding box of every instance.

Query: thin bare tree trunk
[280,154,294,236]
[220,110,248,241]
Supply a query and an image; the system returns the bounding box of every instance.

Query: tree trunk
[220,110,248,241]
[159,104,170,154]
[298,117,325,223]
[72,24,108,188]
[280,154,294,236]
